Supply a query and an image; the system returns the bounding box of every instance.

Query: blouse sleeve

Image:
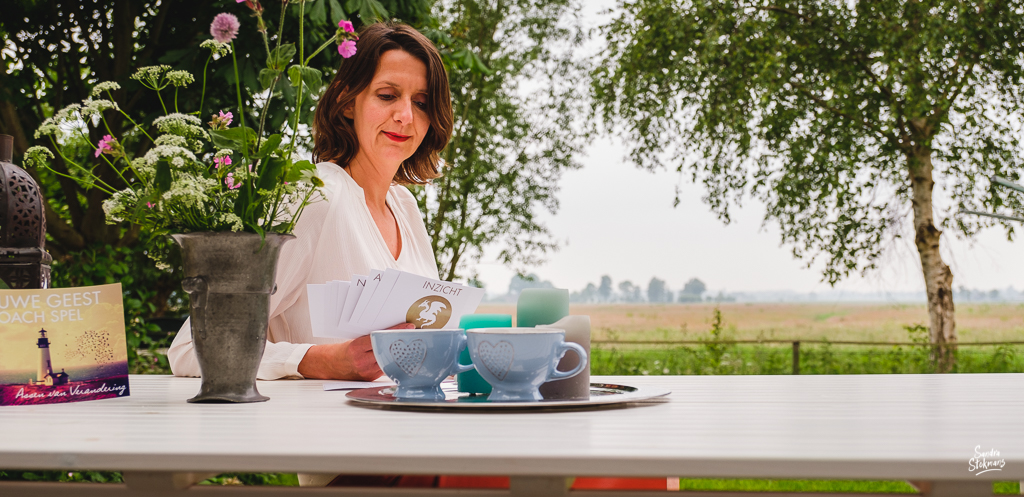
[167,187,331,380]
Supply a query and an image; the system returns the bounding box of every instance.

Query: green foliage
[593,0,1024,284]
[413,0,589,281]
[199,473,299,486]
[593,314,1024,375]
[1,0,432,250]
[677,478,917,493]
[28,3,360,237]
[50,242,184,375]
[673,480,1014,495]
[0,471,300,486]
[0,470,123,483]
[592,342,1024,376]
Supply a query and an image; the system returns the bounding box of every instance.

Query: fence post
[792,341,800,375]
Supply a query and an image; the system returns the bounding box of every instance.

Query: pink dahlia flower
[338,39,357,58]
[210,13,240,43]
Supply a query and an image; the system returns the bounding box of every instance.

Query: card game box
[0,284,130,406]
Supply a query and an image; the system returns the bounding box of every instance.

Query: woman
[167,22,453,383]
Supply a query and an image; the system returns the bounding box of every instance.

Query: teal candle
[516,288,569,327]
[457,314,512,394]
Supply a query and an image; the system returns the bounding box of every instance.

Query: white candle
[537,315,591,400]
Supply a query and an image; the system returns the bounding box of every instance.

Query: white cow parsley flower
[91,81,121,97]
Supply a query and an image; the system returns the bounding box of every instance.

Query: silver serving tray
[345,383,671,410]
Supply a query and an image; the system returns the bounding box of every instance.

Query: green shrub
[50,242,184,374]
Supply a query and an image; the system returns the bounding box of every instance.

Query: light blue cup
[370,329,476,401]
[466,328,588,402]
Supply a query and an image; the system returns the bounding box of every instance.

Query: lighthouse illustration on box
[33,329,69,386]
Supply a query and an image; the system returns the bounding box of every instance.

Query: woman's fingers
[348,336,382,380]
[352,334,375,351]
[341,326,414,380]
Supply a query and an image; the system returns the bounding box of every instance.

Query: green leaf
[328,0,346,24]
[472,52,493,75]
[287,65,324,94]
[346,0,387,22]
[257,156,289,192]
[267,44,296,72]
[286,159,316,183]
[287,65,303,88]
[309,0,327,26]
[256,134,283,159]
[0,277,10,289]
[301,66,323,94]
[248,222,265,240]
[154,159,172,194]
[209,127,257,153]
[259,68,281,90]
[234,181,253,219]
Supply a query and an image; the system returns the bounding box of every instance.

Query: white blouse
[167,162,441,380]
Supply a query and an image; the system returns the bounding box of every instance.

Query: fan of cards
[307,269,485,339]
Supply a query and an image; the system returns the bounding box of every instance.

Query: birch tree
[593,0,1024,370]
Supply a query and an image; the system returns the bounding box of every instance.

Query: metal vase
[172,232,294,403]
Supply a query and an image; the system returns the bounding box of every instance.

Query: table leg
[508,476,572,496]
[909,480,992,497]
[123,471,219,491]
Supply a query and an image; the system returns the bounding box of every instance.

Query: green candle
[457,314,512,394]
[516,288,569,327]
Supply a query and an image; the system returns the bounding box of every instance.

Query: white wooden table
[0,374,1020,497]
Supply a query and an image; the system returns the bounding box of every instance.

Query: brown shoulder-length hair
[312,22,453,185]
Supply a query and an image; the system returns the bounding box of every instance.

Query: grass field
[478,302,1024,342]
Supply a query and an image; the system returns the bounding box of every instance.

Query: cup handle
[451,332,476,375]
[549,342,588,380]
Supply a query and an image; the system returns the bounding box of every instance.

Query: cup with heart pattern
[370,329,475,401]
[466,328,588,402]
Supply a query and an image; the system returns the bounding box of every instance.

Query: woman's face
[345,50,431,171]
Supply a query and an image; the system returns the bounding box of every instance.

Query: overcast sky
[467,1,1024,297]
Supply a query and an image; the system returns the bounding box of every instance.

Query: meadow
[478,302,1024,376]
[478,302,1024,343]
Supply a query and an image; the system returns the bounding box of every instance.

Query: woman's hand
[298,323,415,380]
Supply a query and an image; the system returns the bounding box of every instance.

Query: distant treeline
[484,275,1024,305]
[488,274,730,304]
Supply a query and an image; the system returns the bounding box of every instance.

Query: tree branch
[788,81,888,138]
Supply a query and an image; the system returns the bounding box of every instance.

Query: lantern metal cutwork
[0,134,52,289]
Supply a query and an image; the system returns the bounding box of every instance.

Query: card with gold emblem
[309,271,484,339]
[363,271,484,331]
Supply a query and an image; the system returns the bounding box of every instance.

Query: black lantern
[0,134,52,289]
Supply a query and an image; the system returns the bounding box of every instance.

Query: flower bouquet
[24,0,361,403]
